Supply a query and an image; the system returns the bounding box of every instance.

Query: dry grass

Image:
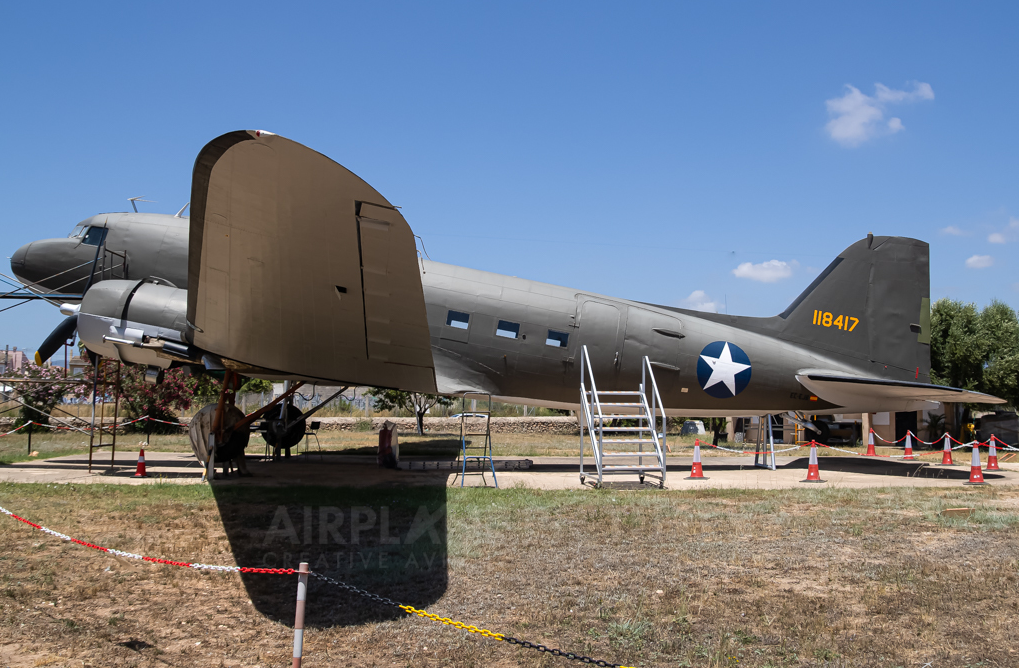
[0,481,1017,666]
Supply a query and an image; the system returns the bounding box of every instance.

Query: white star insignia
[699,342,751,395]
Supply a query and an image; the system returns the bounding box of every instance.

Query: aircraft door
[621,307,684,393]
[575,297,625,388]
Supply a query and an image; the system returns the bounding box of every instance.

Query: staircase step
[592,414,644,419]
[601,438,656,444]
[601,451,662,457]
[594,391,643,395]
[602,464,664,471]
[590,426,650,432]
[600,402,642,407]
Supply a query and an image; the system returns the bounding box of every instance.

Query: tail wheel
[261,404,306,451]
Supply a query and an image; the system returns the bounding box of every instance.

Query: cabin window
[68,224,87,239]
[445,310,470,330]
[495,320,520,339]
[545,330,569,348]
[81,227,107,247]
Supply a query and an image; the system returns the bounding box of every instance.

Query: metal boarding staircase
[579,345,668,487]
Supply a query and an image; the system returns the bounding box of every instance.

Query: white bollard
[292,562,310,667]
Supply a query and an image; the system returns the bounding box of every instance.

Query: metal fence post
[292,562,310,667]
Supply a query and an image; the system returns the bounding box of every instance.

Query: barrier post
[26,422,32,456]
[292,562,310,668]
[865,428,876,457]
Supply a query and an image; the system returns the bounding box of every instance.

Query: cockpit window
[81,227,107,247]
[68,224,86,239]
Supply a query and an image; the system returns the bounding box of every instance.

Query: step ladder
[579,345,668,487]
[456,392,498,488]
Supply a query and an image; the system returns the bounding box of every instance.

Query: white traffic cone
[685,439,708,480]
[940,433,954,466]
[964,443,987,486]
[800,443,826,483]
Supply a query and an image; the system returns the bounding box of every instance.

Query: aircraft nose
[10,242,30,270]
[9,238,95,294]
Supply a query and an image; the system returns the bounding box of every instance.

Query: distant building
[0,348,29,374]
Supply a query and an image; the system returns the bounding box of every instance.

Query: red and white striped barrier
[0,504,295,574]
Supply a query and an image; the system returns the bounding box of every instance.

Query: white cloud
[732,259,794,283]
[965,254,994,269]
[680,290,719,313]
[825,81,934,147]
[940,226,966,236]
[987,217,1019,244]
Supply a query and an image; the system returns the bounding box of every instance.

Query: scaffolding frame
[87,357,122,473]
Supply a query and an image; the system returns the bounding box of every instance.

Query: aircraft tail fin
[778,235,931,381]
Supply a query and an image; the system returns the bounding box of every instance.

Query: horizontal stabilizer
[797,371,1006,413]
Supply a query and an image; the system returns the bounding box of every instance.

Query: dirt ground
[1,475,1018,667]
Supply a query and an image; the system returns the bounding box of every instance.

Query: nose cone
[10,242,30,271]
[9,238,95,295]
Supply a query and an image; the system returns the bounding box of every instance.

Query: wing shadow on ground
[211,479,447,629]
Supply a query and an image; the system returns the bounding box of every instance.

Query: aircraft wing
[186,130,436,392]
[796,371,1005,412]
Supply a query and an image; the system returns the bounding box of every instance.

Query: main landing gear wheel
[261,404,307,459]
[805,421,830,445]
[188,404,252,478]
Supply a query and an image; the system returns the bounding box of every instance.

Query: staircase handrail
[580,345,604,474]
[640,356,668,476]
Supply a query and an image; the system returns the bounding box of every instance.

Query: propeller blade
[35,314,78,365]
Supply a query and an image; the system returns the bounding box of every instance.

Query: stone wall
[312,416,581,435]
[0,415,583,435]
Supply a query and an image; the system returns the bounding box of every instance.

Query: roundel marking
[696,341,752,399]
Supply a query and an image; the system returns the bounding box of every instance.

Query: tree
[979,300,1019,409]
[239,378,273,394]
[13,362,70,427]
[930,298,1019,435]
[73,362,220,433]
[364,388,454,435]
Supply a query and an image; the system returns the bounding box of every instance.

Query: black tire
[806,421,831,445]
[261,404,306,451]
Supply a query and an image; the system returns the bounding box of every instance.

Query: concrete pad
[0,451,1015,490]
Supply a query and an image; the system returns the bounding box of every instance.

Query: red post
[292,562,310,667]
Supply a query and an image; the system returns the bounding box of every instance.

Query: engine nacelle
[78,279,192,369]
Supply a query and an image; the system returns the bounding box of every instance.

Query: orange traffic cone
[986,437,1001,471]
[685,439,708,480]
[801,443,826,483]
[132,448,149,478]
[940,433,954,466]
[964,443,987,486]
[903,431,915,460]
[865,429,877,456]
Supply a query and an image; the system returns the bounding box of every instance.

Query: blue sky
[1,2,1017,353]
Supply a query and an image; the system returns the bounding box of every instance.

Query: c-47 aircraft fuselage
[15,130,1003,428]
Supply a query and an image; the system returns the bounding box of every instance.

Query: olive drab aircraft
[11,130,1004,470]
